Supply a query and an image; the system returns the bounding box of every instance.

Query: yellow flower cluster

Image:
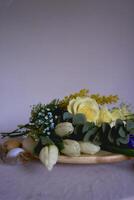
[59,89,119,109]
[91,94,119,105]
[59,89,89,108]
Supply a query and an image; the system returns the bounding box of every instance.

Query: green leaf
[115,119,124,129]
[108,129,114,143]
[102,145,134,156]
[120,137,129,144]
[40,136,54,146]
[83,127,98,142]
[116,138,121,146]
[102,123,110,133]
[116,136,129,145]
[92,132,102,145]
[63,112,73,121]
[56,142,64,151]
[82,122,95,133]
[130,129,134,134]
[74,125,82,135]
[34,139,43,155]
[118,127,126,138]
[126,120,134,132]
[73,113,86,125]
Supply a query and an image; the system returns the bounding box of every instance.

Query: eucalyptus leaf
[63,112,73,121]
[126,120,134,132]
[83,127,98,142]
[108,129,114,144]
[82,122,95,133]
[92,133,102,146]
[117,136,129,145]
[129,129,134,135]
[74,125,82,135]
[116,138,121,146]
[115,119,124,129]
[102,123,110,133]
[73,113,86,125]
[118,127,126,138]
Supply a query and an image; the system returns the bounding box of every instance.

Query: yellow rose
[120,104,133,120]
[98,106,112,124]
[111,108,124,121]
[67,97,99,123]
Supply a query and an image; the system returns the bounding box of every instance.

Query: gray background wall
[0,0,134,131]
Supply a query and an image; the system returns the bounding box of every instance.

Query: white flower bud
[39,145,59,171]
[61,139,80,157]
[79,141,100,155]
[55,122,74,137]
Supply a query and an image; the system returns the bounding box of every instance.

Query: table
[0,159,134,200]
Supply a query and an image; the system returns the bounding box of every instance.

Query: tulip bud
[79,141,100,155]
[55,122,74,137]
[39,145,59,171]
[61,139,80,157]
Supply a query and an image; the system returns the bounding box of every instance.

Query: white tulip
[61,139,80,157]
[39,145,59,171]
[55,122,74,137]
[79,141,100,155]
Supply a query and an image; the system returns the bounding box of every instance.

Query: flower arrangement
[0,89,134,170]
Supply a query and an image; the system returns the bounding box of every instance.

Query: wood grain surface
[57,151,133,164]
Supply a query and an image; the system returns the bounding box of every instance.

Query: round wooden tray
[57,151,133,164]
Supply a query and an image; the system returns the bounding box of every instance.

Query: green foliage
[116,136,129,146]
[34,139,43,155]
[40,136,54,146]
[126,120,134,132]
[118,127,126,137]
[108,129,114,143]
[82,122,95,133]
[34,133,64,156]
[83,127,98,142]
[106,121,129,147]
[63,112,73,121]
[75,119,131,148]
[72,113,86,125]
[115,119,124,129]
[29,99,65,138]
[102,145,134,157]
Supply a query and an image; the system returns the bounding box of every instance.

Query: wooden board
[57,151,133,164]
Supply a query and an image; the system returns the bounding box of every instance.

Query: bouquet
[0,89,134,170]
